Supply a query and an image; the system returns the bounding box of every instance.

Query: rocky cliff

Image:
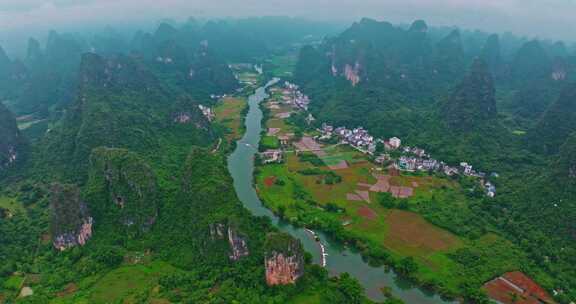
[50,183,93,251]
[171,96,211,130]
[209,223,250,261]
[442,58,497,131]
[86,147,159,235]
[0,102,24,174]
[264,232,304,286]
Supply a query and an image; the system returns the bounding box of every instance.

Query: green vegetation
[214,97,248,143]
[261,135,281,150]
[0,19,376,303]
[2,13,576,304]
[266,54,298,78]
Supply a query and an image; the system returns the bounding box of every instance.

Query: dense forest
[0,17,374,304]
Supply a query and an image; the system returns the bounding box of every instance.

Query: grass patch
[266,117,293,133]
[86,261,177,304]
[288,292,322,304]
[321,145,368,166]
[0,196,24,214]
[3,275,24,291]
[512,130,527,136]
[214,97,247,142]
[267,55,297,77]
[261,135,280,150]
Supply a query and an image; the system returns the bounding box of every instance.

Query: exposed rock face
[228,226,249,261]
[87,147,159,234]
[50,184,93,251]
[344,62,361,86]
[170,96,211,130]
[264,233,304,286]
[0,103,24,173]
[551,57,568,81]
[209,223,250,261]
[442,58,497,131]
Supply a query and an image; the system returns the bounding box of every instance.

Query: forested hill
[294,18,576,166]
[35,52,215,182]
[0,102,26,176]
[293,17,576,303]
[0,17,339,119]
[0,17,376,304]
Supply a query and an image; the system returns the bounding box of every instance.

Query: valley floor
[253,82,547,300]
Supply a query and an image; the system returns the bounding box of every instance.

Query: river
[227,80,451,303]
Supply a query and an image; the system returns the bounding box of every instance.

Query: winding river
[227,80,451,303]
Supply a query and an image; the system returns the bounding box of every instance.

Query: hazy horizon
[1,0,576,55]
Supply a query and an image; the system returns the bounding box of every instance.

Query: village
[257,80,497,198]
[206,71,560,304]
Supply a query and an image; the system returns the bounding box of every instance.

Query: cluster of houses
[210,94,228,100]
[260,149,283,164]
[280,81,310,111]
[396,148,497,197]
[259,80,498,198]
[321,124,378,154]
[319,123,497,197]
[198,104,215,122]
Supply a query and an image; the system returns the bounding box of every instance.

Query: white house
[389,137,401,149]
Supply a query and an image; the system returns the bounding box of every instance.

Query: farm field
[254,85,534,295]
[214,97,247,143]
[256,144,465,283]
[266,55,297,78]
[52,261,176,304]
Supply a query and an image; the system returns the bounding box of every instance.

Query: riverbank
[227,79,453,303]
[251,80,540,302]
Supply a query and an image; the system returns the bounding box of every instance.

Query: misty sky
[1,0,575,52]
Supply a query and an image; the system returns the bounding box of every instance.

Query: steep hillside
[528,82,576,154]
[441,58,497,131]
[85,147,160,237]
[510,40,551,85]
[0,102,25,175]
[15,31,85,115]
[480,34,502,76]
[0,46,29,101]
[50,183,93,251]
[39,53,214,180]
[159,148,258,265]
[556,132,576,184]
[433,29,465,82]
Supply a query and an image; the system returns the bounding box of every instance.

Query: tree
[397,257,418,275]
